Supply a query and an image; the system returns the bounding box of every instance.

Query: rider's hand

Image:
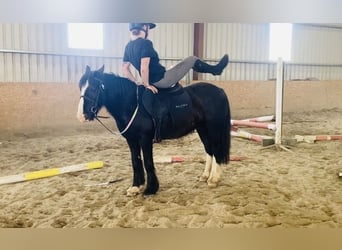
[146,85,158,94]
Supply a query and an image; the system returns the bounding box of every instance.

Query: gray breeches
[152,56,198,88]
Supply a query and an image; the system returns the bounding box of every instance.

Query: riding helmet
[129,23,156,31]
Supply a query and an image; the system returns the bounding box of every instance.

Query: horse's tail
[188,82,231,164]
[215,88,231,164]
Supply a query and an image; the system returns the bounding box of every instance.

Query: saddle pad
[142,84,192,125]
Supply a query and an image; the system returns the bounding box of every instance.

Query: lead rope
[96,86,139,135]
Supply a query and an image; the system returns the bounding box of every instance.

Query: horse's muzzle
[77,113,88,123]
[77,112,95,122]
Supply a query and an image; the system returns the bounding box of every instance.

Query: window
[269,23,292,61]
[67,23,103,50]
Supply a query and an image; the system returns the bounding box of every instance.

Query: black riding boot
[193,54,229,75]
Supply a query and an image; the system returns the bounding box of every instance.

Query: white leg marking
[200,154,213,182]
[207,156,222,187]
[126,185,144,197]
[77,82,89,122]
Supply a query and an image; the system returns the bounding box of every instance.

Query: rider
[122,23,229,142]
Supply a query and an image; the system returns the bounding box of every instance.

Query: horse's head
[77,65,105,122]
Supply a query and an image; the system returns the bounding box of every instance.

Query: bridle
[80,76,139,135]
[80,77,104,116]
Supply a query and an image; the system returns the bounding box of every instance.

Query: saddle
[142,83,192,140]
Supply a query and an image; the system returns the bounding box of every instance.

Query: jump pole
[231,120,276,131]
[154,155,247,163]
[231,129,274,146]
[295,135,342,143]
[0,161,103,185]
[242,115,275,122]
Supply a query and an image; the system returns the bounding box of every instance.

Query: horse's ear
[98,65,105,74]
[86,65,91,74]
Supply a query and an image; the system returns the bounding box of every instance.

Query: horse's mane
[103,72,137,96]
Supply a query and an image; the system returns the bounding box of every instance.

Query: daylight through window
[68,23,103,50]
[269,23,292,61]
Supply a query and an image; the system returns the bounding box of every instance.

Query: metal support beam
[193,23,204,81]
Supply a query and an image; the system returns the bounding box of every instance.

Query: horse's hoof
[143,184,159,196]
[207,182,218,188]
[143,193,156,198]
[143,190,157,197]
[126,186,141,196]
[199,175,209,182]
[207,179,218,188]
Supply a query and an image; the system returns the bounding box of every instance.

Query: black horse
[77,65,231,196]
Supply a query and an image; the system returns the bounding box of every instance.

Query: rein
[81,77,139,135]
[118,87,139,135]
